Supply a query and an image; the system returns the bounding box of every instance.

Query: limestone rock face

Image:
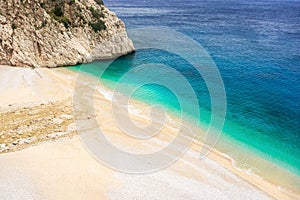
[0,0,134,68]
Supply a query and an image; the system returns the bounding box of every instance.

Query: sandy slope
[0,65,288,200]
[0,135,274,200]
[0,65,76,152]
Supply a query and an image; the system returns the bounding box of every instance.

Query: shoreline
[64,66,300,199]
[72,66,300,199]
[0,65,298,199]
[96,80,299,200]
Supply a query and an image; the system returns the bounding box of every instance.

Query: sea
[70,0,300,192]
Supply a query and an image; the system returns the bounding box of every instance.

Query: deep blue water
[72,0,300,183]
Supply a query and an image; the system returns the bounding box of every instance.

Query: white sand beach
[0,65,297,200]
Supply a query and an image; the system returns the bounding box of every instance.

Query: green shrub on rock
[95,0,104,6]
[60,16,70,28]
[11,23,17,30]
[89,20,106,32]
[54,6,63,17]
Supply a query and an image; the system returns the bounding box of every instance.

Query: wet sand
[0,65,297,199]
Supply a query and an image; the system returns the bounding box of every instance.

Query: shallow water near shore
[69,52,299,193]
[70,0,299,194]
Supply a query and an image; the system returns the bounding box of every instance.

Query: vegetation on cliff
[41,0,107,31]
[0,0,134,67]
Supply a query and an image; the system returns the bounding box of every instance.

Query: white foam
[97,86,114,101]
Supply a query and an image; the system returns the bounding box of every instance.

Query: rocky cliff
[0,0,134,68]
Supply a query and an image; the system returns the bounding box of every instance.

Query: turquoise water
[70,0,300,188]
[70,50,300,177]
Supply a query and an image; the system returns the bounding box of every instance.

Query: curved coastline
[70,66,300,200]
[0,0,298,198]
[0,65,298,199]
